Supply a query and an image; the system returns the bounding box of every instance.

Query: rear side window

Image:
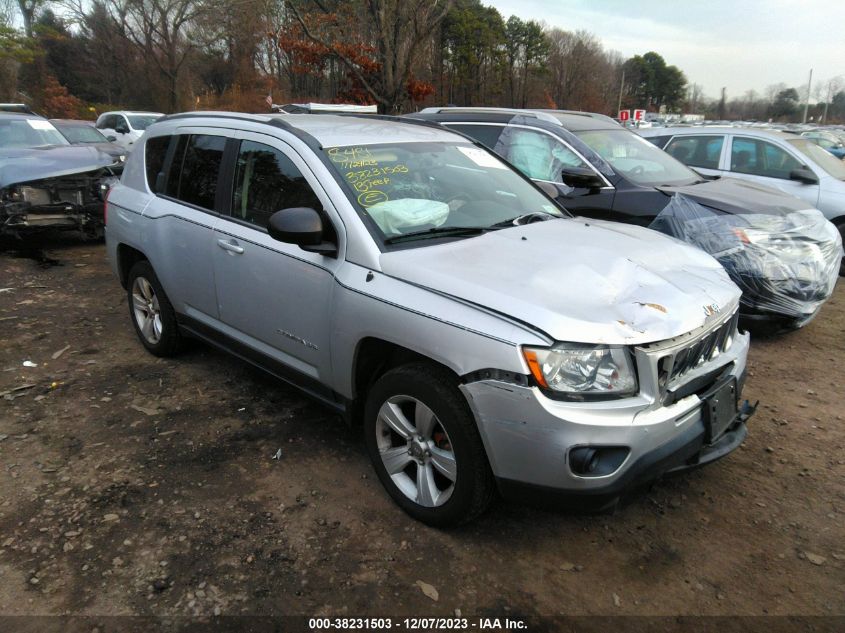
[145,136,171,192]
[665,135,723,169]
[230,140,322,228]
[167,134,226,211]
[446,124,504,151]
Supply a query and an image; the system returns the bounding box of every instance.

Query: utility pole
[802,68,813,124]
[822,80,832,124]
[617,69,625,116]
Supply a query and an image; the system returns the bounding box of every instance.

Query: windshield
[55,124,108,144]
[323,142,566,242]
[0,118,69,148]
[127,115,160,130]
[575,128,700,186]
[788,138,845,180]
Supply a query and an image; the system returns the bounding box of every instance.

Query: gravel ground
[0,238,843,626]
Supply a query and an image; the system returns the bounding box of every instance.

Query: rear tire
[126,260,182,357]
[364,363,494,527]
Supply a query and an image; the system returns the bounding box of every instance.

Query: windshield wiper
[491,212,557,228]
[384,226,492,245]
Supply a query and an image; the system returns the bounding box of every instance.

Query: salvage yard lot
[0,238,843,618]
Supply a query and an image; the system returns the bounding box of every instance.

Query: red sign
[618,109,630,121]
[633,109,646,121]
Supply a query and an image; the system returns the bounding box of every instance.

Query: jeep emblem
[703,303,721,317]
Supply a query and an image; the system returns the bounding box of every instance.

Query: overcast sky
[486,0,845,99]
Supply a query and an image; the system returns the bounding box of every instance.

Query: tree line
[1,0,843,123]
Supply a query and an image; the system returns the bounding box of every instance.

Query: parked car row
[105,111,761,526]
[410,108,843,329]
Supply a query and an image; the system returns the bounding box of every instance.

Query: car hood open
[379,218,741,345]
[658,177,811,216]
[0,145,118,188]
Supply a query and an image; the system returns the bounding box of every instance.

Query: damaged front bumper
[460,328,754,508]
[1,169,119,238]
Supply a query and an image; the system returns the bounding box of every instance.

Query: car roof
[153,111,466,147]
[415,107,621,132]
[0,112,45,121]
[638,126,802,140]
[50,119,95,126]
[101,111,165,116]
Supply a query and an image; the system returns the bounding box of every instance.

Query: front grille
[667,311,739,383]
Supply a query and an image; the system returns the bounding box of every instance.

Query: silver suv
[105,112,755,526]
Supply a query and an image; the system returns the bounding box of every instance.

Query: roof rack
[418,106,561,124]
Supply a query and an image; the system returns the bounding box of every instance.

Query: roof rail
[417,106,561,124]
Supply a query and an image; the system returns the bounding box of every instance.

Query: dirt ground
[0,238,843,624]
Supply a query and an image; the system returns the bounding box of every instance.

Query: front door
[725,135,821,207]
[211,134,341,385]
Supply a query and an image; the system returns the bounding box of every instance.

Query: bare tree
[286,0,454,113]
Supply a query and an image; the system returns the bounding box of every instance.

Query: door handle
[217,238,244,254]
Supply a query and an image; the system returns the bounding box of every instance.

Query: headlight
[522,344,638,398]
[119,155,126,162]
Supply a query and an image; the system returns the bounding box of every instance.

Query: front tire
[364,363,494,527]
[126,260,182,357]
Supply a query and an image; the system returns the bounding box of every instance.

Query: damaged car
[0,112,121,239]
[107,112,755,526]
[411,108,843,330]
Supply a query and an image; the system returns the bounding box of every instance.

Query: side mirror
[106,135,117,142]
[561,167,604,190]
[115,123,129,134]
[789,168,819,185]
[268,207,337,256]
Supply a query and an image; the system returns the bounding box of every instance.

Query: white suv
[105,112,755,525]
[95,110,163,151]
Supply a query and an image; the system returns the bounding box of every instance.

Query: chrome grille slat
[664,311,738,385]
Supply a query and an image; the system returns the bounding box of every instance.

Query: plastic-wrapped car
[651,195,842,329]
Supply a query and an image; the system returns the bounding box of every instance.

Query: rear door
[726,135,821,207]
[211,132,342,386]
[142,131,227,324]
[663,134,726,178]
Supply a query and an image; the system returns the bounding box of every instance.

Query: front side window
[231,140,322,228]
[731,137,801,180]
[167,134,226,211]
[665,135,724,169]
[495,127,590,182]
[575,128,699,186]
[322,142,565,243]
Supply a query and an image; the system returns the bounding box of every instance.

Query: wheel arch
[349,337,460,425]
[116,243,148,289]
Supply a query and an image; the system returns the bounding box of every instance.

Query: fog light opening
[569,446,630,477]
[569,447,599,475]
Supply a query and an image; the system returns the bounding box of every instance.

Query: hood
[74,142,124,160]
[379,218,741,345]
[659,177,810,216]
[0,145,118,188]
